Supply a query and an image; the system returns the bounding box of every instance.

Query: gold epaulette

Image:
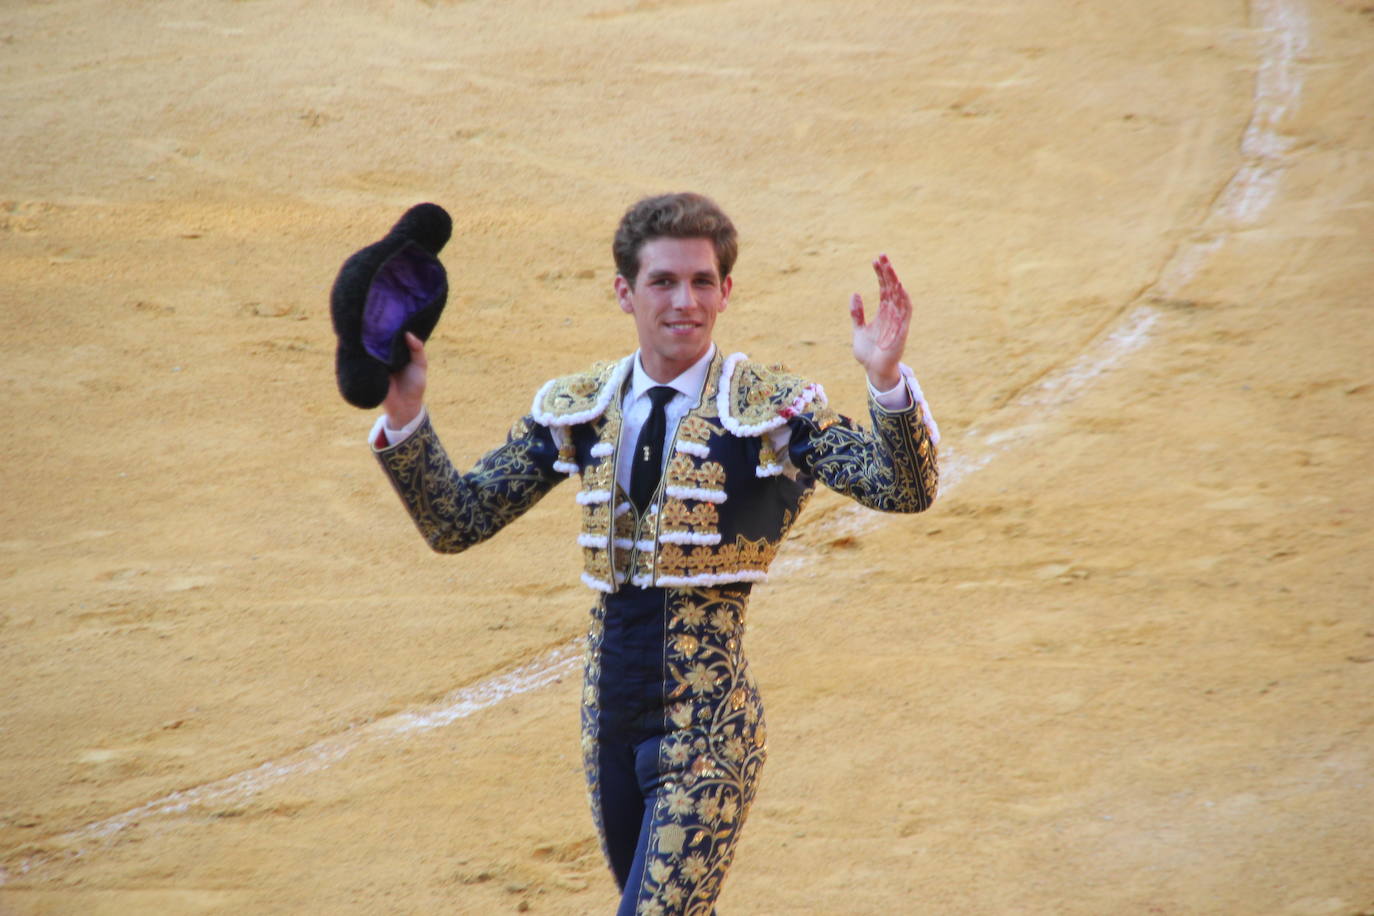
[530,356,632,427]
[719,353,827,436]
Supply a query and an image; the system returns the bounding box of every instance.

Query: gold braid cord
[790,393,939,513]
[375,414,564,553]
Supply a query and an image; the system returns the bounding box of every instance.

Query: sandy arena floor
[1,0,1372,913]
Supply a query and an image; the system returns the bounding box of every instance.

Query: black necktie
[630,386,676,514]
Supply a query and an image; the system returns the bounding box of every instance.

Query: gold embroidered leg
[629,587,768,915]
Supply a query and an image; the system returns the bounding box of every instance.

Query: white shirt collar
[629,343,716,404]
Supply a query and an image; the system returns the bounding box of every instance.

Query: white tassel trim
[755,463,784,478]
[577,533,609,549]
[576,488,612,505]
[531,356,633,427]
[554,459,580,475]
[718,351,825,436]
[613,537,638,551]
[614,501,633,517]
[665,485,727,504]
[580,572,615,593]
[675,440,711,458]
[659,531,722,546]
[654,570,769,588]
[631,572,655,588]
[590,441,615,458]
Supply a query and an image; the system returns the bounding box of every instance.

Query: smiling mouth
[665,322,700,331]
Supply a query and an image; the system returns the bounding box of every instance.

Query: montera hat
[330,203,452,408]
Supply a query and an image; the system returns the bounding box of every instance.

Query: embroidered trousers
[581,584,767,915]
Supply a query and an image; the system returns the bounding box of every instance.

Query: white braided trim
[631,572,655,588]
[659,531,722,546]
[674,440,711,458]
[665,485,727,504]
[612,537,638,551]
[554,460,580,475]
[576,488,612,505]
[580,572,614,593]
[590,441,615,458]
[614,501,633,517]
[577,533,608,549]
[755,463,784,478]
[654,570,769,588]
[531,356,633,427]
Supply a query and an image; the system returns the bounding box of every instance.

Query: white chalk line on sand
[1,643,582,881]
[780,0,1308,549]
[0,0,1308,886]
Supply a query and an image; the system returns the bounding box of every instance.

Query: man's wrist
[868,364,914,411]
[865,368,901,392]
[383,402,422,429]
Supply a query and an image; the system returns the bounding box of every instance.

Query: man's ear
[719,275,732,312]
[614,274,634,314]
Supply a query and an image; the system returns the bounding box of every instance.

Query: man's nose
[672,284,697,309]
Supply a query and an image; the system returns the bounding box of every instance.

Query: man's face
[615,236,731,383]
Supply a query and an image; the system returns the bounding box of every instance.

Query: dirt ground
[1,0,1371,913]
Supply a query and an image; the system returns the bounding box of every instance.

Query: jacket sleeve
[785,391,939,513]
[374,412,567,553]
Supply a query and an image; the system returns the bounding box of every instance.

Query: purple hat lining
[361,241,447,363]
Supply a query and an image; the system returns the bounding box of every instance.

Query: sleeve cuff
[369,406,428,451]
[868,374,913,410]
[869,364,940,446]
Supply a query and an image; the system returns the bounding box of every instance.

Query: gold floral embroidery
[792,394,939,512]
[675,415,717,447]
[630,587,767,915]
[658,499,719,535]
[664,455,725,493]
[650,536,777,582]
[655,543,688,577]
[376,414,562,554]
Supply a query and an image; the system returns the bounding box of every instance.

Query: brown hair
[612,192,738,287]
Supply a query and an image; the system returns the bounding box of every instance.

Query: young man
[370,192,939,915]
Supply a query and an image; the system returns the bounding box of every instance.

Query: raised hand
[849,253,911,392]
[383,332,428,428]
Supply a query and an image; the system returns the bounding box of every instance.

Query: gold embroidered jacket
[375,350,938,592]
